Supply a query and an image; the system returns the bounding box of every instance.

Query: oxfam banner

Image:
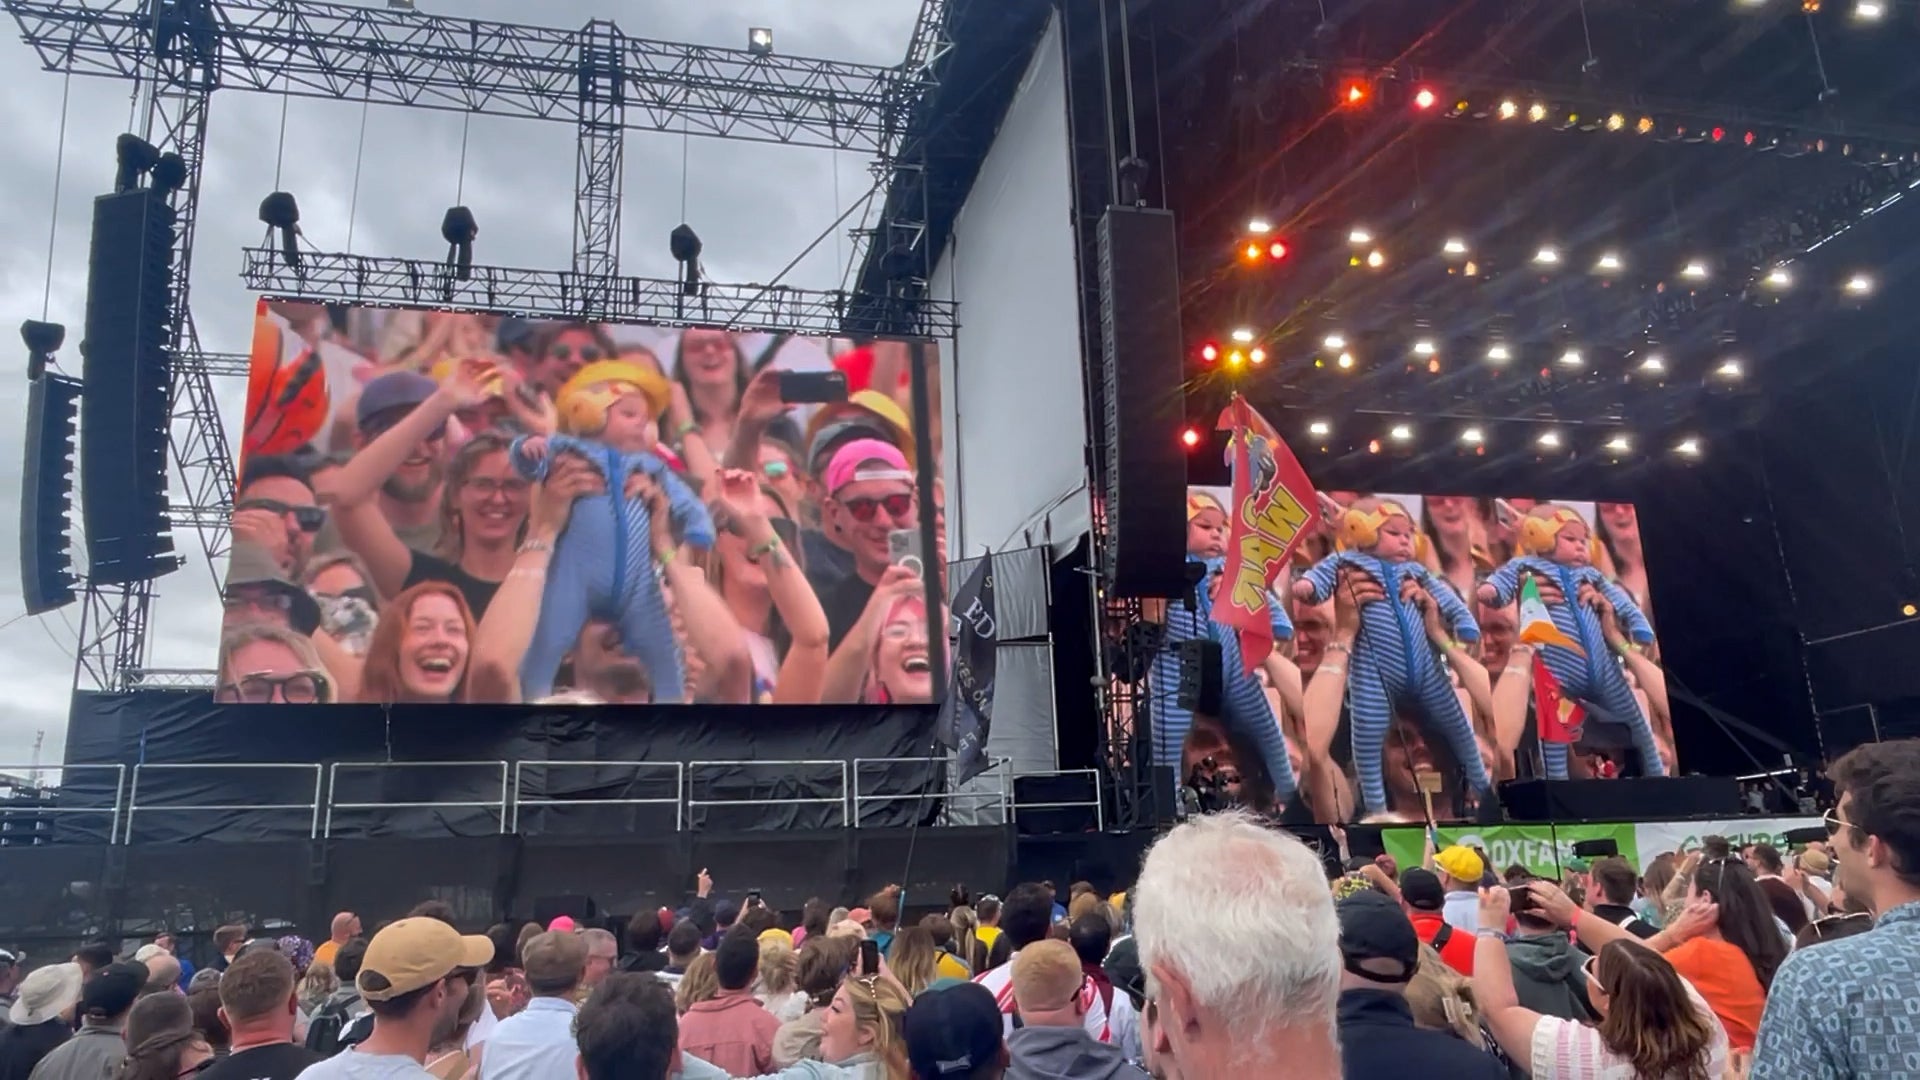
[1633,817,1819,858]
[1380,823,1642,879]
[1379,817,1821,877]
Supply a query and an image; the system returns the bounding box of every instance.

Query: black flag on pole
[937,550,998,784]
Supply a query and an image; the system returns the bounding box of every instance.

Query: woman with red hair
[354,581,476,704]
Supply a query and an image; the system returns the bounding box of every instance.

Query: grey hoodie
[1006,1025,1149,1080]
[1503,929,1594,1022]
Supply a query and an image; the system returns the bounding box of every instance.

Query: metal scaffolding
[240,249,959,339]
[5,0,957,691]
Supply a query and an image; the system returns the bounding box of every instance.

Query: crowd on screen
[1,738,1913,1080]
[220,306,944,708]
[1159,492,1673,824]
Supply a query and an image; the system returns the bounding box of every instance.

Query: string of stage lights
[1180,416,1699,462]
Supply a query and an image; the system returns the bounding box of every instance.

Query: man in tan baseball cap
[299,917,492,1080]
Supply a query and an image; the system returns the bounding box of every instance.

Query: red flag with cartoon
[1532,652,1586,744]
[1212,394,1317,672]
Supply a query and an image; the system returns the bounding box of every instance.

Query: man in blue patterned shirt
[1751,738,1920,1079]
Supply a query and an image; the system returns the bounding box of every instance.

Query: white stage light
[1847,274,1874,295]
[1856,0,1885,20]
[1716,359,1744,379]
[1323,333,1347,350]
[1558,348,1584,367]
[1337,352,1356,369]
[1366,249,1386,268]
[1487,344,1512,362]
[1676,437,1702,457]
[1606,435,1632,453]
[1533,246,1561,265]
[1309,420,1331,437]
[1348,228,1373,245]
[1248,217,1274,234]
[1443,238,1469,256]
[1765,267,1793,288]
[1639,355,1666,374]
[1231,327,1255,343]
[1390,424,1413,442]
[1682,261,1709,280]
[1595,252,1623,272]
[1413,339,1437,356]
[1538,431,1562,448]
[1461,426,1485,444]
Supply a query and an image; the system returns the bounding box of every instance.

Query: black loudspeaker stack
[81,190,178,585]
[20,375,83,614]
[1175,638,1222,715]
[1097,206,1188,598]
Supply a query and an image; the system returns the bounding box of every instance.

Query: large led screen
[1177,488,1667,823]
[222,302,945,707]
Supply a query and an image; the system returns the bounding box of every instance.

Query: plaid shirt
[1751,900,1920,1079]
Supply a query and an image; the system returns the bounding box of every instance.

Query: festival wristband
[657,546,678,566]
[1326,642,1352,654]
[518,538,554,556]
[672,419,697,439]
[1476,928,1510,942]
[748,536,782,561]
[1611,640,1632,657]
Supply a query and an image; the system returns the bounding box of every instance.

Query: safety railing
[0,764,127,844]
[323,761,511,838]
[686,759,851,828]
[850,756,1013,826]
[1011,768,1105,832]
[508,761,685,832]
[123,764,324,843]
[69,757,1039,841]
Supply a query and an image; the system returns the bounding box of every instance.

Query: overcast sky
[0,0,921,769]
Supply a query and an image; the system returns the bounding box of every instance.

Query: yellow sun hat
[555,359,672,435]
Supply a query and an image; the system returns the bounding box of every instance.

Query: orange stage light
[1181,428,1200,448]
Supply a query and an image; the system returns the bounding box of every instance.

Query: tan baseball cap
[356,917,494,1002]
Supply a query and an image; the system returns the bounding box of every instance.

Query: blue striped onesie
[1302,552,1491,816]
[1484,557,1666,780]
[509,435,715,703]
[1150,557,1297,804]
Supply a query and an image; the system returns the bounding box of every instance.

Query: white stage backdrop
[932,11,1089,559]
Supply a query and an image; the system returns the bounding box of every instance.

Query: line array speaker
[81,190,178,585]
[1097,206,1188,597]
[20,374,83,613]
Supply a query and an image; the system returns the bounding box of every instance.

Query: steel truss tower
[4,0,955,692]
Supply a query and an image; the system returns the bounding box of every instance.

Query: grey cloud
[0,0,922,764]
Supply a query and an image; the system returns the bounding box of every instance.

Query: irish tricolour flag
[1518,574,1584,656]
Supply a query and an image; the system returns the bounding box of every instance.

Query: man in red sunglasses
[817,438,919,651]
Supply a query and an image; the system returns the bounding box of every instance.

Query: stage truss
[4,0,955,692]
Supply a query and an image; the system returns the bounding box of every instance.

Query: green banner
[1379,822,1642,879]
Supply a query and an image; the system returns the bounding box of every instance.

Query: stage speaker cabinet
[1175,638,1221,715]
[1098,206,1188,598]
[20,375,82,614]
[1013,772,1101,836]
[80,189,178,586]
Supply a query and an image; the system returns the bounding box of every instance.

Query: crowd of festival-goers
[2,738,1913,1080]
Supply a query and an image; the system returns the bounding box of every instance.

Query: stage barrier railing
[507,760,686,833]
[1011,767,1105,832]
[123,763,324,843]
[323,761,513,838]
[73,758,1081,841]
[686,759,852,828]
[0,764,127,845]
[851,756,1014,826]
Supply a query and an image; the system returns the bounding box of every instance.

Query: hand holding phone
[778,369,849,405]
[888,529,925,578]
[858,939,880,976]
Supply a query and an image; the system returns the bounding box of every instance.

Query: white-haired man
[1131,812,1342,1079]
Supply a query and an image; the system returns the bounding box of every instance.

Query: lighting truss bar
[240,249,960,339]
[1284,58,1920,152]
[3,0,904,153]
[127,668,217,691]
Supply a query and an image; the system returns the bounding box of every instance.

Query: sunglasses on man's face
[841,492,914,523]
[1824,810,1857,838]
[548,344,603,364]
[362,411,447,444]
[238,498,326,533]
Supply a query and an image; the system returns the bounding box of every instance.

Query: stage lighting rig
[441,206,478,281]
[748,26,775,55]
[151,154,187,200]
[21,319,64,382]
[114,134,159,194]
[670,224,705,297]
[1118,156,1150,206]
[258,192,302,271]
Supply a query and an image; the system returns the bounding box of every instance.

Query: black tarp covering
[60,693,941,842]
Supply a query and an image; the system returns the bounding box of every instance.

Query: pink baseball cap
[547,916,577,932]
[825,438,912,496]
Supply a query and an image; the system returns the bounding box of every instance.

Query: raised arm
[1479,558,1524,606]
[469,458,599,702]
[818,566,923,704]
[1295,554,1341,604]
[1416,566,1481,643]
[1469,886,1547,1075]
[1598,575,1656,644]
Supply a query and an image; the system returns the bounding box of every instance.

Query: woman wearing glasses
[216,624,337,706]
